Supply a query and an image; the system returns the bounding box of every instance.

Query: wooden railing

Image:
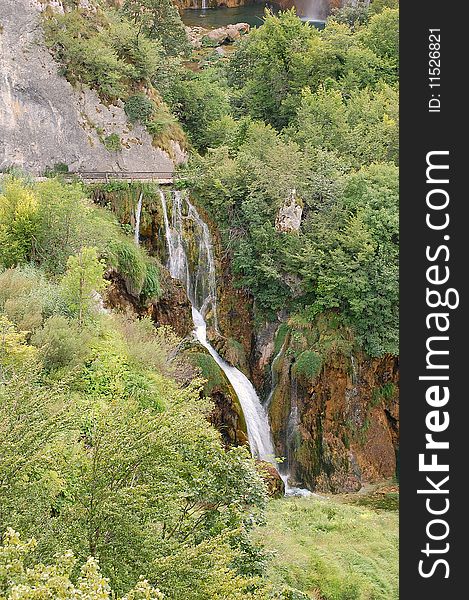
[66,171,176,183]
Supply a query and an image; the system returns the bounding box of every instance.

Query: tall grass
[256,496,398,599]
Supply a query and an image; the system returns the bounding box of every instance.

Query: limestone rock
[204,22,249,45]
[257,461,285,498]
[275,190,303,233]
[0,0,177,175]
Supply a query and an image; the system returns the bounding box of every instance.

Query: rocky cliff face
[263,330,399,492]
[0,0,178,174]
[133,190,399,494]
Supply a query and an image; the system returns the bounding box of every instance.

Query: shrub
[141,262,161,301]
[124,94,155,124]
[293,351,323,380]
[107,238,147,297]
[0,266,67,332]
[104,133,122,152]
[32,315,93,371]
[0,178,38,268]
[0,529,164,600]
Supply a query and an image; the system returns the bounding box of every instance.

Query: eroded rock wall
[265,336,399,492]
[0,0,176,174]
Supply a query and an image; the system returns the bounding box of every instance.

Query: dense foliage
[1,1,399,598]
[0,178,160,301]
[43,0,186,148]
[0,176,271,598]
[179,6,399,356]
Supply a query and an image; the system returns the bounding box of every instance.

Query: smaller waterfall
[134,192,143,246]
[160,190,218,330]
[265,337,288,410]
[297,0,329,20]
[279,375,312,497]
[193,308,276,461]
[201,0,208,9]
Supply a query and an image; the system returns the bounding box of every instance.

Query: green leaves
[60,247,108,325]
[0,529,164,599]
[228,9,397,128]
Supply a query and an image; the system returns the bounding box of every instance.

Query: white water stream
[134,191,143,245]
[160,190,311,495]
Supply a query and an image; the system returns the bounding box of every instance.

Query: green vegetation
[43,0,186,149]
[0,528,164,599]
[0,175,271,599]
[0,177,161,301]
[255,496,398,599]
[104,133,122,152]
[181,6,399,357]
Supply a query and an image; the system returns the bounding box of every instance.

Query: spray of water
[296,0,329,20]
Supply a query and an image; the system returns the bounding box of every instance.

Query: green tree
[122,0,190,57]
[169,70,231,150]
[34,180,92,274]
[359,8,399,66]
[0,179,38,268]
[0,528,164,599]
[60,247,108,326]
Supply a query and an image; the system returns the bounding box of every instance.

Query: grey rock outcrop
[0,0,179,175]
[275,190,303,233]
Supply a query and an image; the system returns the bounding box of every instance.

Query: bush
[0,266,67,333]
[124,94,155,124]
[107,238,147,297]
[293,351,322,380]
[104,133,122,152]
[141,262,161,301]
[32,315,93,371]
[0,178,38,268]
[0,529,164,600]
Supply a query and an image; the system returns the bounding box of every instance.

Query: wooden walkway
[1,171,176,185]
[65,171,175,184]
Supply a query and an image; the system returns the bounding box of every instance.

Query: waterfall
[265,337,288,410]
[192,307,276,461]
[134,191,143,246]
[296,0,329,20]
[160,190,313,495]
[351,353,358,385]
[201,0,208,9]
[279,375,312,497]
[160,190,275,463]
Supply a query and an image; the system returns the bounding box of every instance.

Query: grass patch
[256,495,398,599]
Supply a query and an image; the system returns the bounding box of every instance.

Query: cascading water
[160,190,274,462]
[265,337,288,411]
[279,376,312,497]
[296,0,329,21]
[192,307,276,460]
[134,191,143,246]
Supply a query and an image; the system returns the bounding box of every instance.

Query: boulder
[257,461,285,498]
[275,189,303,233]
[205,22,250,46]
